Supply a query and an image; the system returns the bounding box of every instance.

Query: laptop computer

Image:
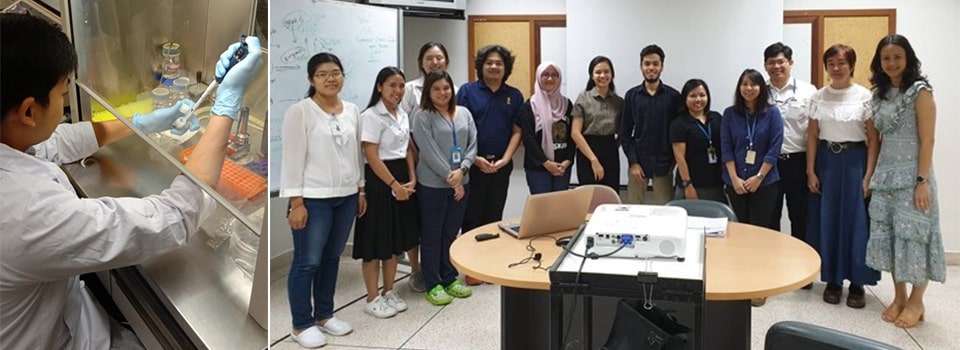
[497,189,592,239]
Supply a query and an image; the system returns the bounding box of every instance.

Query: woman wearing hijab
[519,62,576,194]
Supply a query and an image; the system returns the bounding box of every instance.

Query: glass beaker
[162,42,181,80]
[172,77,190,101]
[152,87,171,110]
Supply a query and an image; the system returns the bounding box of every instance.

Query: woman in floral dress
[866,34,945,329]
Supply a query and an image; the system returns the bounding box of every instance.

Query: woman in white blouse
[280,52,366,348]
[805,44,880,309]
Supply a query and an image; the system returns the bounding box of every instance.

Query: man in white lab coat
[0,13,262,349]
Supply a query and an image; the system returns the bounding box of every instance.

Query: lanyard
[445,116,458,148]
[694,118,712,146]
[745,114,758,149]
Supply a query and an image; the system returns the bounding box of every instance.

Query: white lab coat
[0,123,217,350]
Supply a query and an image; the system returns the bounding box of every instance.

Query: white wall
[567,0,783,185]
[566,0,782,111]
[466,0,565,15]
[784,0,959,253]
[401,17,469,86]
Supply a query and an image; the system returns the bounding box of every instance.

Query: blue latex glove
[170,105,201,136]
[132,99,196,134]
[211,36,263,120]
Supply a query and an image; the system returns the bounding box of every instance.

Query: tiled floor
[270,170,959,349]
[270,262,958,349]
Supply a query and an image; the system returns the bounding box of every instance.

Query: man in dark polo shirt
[457,45,523,283]
[619,44,681,204]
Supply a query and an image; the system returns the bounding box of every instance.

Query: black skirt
[575,134,620,190]
[353,159,421,261]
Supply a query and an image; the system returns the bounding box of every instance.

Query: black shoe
[823,283,842,304]
[847,285,866,309]
[801,283,813,290]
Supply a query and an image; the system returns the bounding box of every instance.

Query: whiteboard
[269,0,401,193]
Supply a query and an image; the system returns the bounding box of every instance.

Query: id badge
[745,150,757,165]
[707,146,718,164]
[450,146,462,167]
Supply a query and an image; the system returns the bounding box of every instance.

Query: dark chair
[765,321,903,350]
[665,199,738,222]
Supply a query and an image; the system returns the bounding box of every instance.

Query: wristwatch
[916,175,927,184]
[756,173,766,180]
[681,179,693,188]
[461,166,470,174]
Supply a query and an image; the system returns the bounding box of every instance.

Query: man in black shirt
[619,44,682,204]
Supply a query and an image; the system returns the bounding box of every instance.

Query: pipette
[174,35,251,129]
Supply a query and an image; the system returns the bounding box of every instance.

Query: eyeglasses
[315,71,343,81]
[541,73,560,80]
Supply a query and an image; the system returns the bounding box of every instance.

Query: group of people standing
[278,34,944,348]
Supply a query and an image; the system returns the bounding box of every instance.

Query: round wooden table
[450,219,821,350]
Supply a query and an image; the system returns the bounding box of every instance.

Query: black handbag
[603,299,691,350]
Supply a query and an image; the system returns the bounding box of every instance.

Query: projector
[583,204,688,260]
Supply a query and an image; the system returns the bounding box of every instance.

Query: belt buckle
[779,153,790,160]
[828,142,844,154]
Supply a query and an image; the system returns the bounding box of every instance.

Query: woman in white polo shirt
[354,67,420,319]
[280,52,366,348]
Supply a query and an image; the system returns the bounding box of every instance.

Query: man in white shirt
[0,14,262,349]
[764,42,818,280]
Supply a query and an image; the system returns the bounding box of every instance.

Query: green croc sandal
[445,280,473,298]
[425,285,454,306]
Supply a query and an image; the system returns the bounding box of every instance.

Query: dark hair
[584,55,616,93]
[1,13,78,121]
[823,44,856,77]
[678,79,711,117]
[763,42,794,61]
[305,52,343,98]
[420,70,456,115]
[640,44,665,63]
[366,66,405,109]
[417,42,450,76]
[474,45,515,83]
[733,69,771,115]
[869,34,928,100]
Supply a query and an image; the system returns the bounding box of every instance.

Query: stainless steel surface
[248,210,270,330]
[62,134,267,349]
[258,110,268,159]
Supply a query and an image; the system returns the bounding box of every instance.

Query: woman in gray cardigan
[411,70,478,306]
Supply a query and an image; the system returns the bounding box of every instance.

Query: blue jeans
[287,194,358,330]
[525,168,572,194]
[417,184,470,291]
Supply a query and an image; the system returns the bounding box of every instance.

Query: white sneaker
[363,296,398,319]
[291,326,326,348]
[383,290,408,312]
[317,316,353,336]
